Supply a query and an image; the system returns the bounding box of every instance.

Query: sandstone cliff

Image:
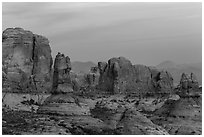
[97,57,173,95]
[150,72,202,135]
[52,52,79,93]
[2,28,53,93]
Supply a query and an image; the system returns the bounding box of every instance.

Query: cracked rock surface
[2,28,53,93]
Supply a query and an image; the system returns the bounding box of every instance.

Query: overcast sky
[2,2,202,66]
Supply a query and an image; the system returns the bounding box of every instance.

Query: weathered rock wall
[52,52,79,93]
[97,57,173,95]
[2,28,53,93]
[175,72,200,97]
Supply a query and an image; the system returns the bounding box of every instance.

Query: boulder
[2,28,53,93]
[97,57,173,95]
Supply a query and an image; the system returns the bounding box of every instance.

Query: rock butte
[3,28,53,93]
[52,52,79,94]
[1,27,175,96]
[97,57,173,95]
[2,28,202,135]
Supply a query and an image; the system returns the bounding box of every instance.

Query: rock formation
[2,28,53,93]
[85,73,98,87]
[52,52,79,93]
[38,94,91,116]
[116,109,169,135]
[149,73,202,135]
[97,57,173,95]
[38,53,84,120]
[151,93,202,135]
[2,27,201,135]
[175,73,200,97]
[83,66,99,88]
[179,73,199,89]
[91,96,169,135]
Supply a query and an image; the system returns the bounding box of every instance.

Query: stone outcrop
[52,52,79,93]
[38,94,91,116]
[97,57,173,95]
[91,96,169,135]
[179,73,199,89]
[90,66,98,73]
[85,73,98,87]
[148,73,202,135]
[85,66,99,88]
[175,73,200,97]
[2,28,53,93]
[151,94,202,135]
[137,94,180,112]
[76,66,99,92]
[116,109,169,135]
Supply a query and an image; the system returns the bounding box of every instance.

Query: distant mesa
[156,60,177,69]
[156,61,202,85]
[71,61,96,74]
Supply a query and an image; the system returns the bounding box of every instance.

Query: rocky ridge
[2,28,202,135]
[149,72,202,135]
[97,57,173,95]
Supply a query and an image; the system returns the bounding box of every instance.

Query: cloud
[2,2,202,65]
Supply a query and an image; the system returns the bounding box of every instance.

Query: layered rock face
[2,28,53,93]
[38,94,91,116]
[39,53,82,117]
[91,96,169,135]
[97,57,173,95]
[84,67,99,88]
[52,52,79,93]
[151,93,202,134]
[149,73,202,135]
[3,28,201,135]
[85,73,98,87]
[178,73,200,96]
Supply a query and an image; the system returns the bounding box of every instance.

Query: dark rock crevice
[31,36,36,75]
